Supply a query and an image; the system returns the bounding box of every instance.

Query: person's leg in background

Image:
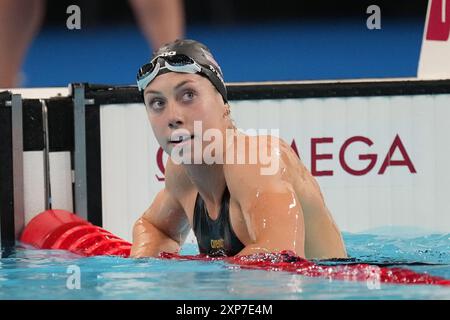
[129,0,184,51]
[0,0,46,88]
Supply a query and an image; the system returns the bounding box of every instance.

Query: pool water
[1,230,449,300]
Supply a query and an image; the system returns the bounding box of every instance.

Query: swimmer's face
[143,72,227,161]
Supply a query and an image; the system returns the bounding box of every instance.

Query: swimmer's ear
[223,104,236,129]
[223,104,231,118]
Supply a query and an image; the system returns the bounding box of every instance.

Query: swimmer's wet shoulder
[222,137,306,257]
[223,136,347,259]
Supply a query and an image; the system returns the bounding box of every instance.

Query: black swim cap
[151,39,227,103]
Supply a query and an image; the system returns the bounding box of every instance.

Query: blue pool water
[1,230,449,300]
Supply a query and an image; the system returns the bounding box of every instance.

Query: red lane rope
[160,251,450,287]
[21,210,450,287]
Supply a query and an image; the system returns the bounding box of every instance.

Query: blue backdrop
[23,19,425,87]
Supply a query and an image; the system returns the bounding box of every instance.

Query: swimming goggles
[137,54,202,92]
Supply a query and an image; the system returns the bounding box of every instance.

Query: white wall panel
[100,94,450,242]
[23,151,73,225]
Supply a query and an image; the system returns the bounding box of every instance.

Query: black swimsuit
[192,187,245,256]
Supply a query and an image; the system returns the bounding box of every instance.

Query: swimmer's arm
[226,165,306,257]
[130,188,190,258]
[235,182,306,257]
[224,138,306,257]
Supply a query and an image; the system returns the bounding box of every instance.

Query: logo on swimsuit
[211,239,225,249]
